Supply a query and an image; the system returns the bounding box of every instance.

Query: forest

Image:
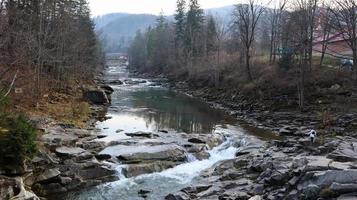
[0,0,103,106]
[128,0,357,111]
[0,0,102,175]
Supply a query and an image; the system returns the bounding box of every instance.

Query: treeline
[129,0,357,110]
[0,0,103,102]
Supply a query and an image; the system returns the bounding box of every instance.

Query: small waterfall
[115,165,128,179]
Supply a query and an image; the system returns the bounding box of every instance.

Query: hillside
[95,5,235,53]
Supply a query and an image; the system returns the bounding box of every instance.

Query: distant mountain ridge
[94,5,235,52]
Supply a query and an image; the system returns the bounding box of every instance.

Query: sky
[88,0,240,16]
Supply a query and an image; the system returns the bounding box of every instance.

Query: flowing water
[66,57,279,200]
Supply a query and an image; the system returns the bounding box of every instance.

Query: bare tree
[289,0,318,110]
[330,0,357,77]
[268,0,288,63]
[319,3,332,66]
[233,0,266,81]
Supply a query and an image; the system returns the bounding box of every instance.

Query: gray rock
[100,144,186,164]
[0,176,21,199]
[84,89,109,105]
[299,170,357,189]
[330,182,357,194]
[36,168,61,183]
[55,147,86,157]
[165,192,190,200]
[41,130,78,147]
[337,193,357,200]
[125,131,153,138]
[301,184,320,199]
[124,161,178,177]
[188,138,206,144]
[328,141,357,162]
[249,195,262,200]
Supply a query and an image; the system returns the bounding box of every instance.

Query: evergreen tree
[185,0,204,58]
[206,16,218,55]
[174,0,186,48]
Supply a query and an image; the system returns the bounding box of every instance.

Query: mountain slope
[96,5,236,52]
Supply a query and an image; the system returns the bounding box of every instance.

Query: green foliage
[0,94,37,173]
[0,115,37,173]
[185,0,204,57]
[175,0,187,46]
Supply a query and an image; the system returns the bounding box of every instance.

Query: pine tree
[185,0,204,58]
[206,16,218,55]
[174,0,186,48]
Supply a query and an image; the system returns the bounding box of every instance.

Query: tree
[206,16,218,55]
[232,0,265,81]
[330,0,357,78]
[268,0,288,63]
[185,0,204,58]
[174,0,186,51]
[319,4,332,66]
[288,0,318,110]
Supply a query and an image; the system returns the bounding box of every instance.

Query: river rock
[84,89,109,105]
[36,168,61,183]
[330,182,357,194]
[100,144,186,164]
[55,147,86,157]
[249,195,263,200]
[188,138,206,144]
[165,192,190,200]
[124,161,178,177]
[41,130,78,147]
[337,193,357,200]
[100,85,114,94]
[125,131,153,138]
[327,141,357,162]
[0,176,39,200]
[299,170,357,189]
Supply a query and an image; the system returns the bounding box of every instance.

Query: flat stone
[55,147,86,157]
[125,131,152,138]
[299,170,357,189]
[188,138,206,144]
[100,144,186,163]
[328,141,357,162]
[337,193,357,200]
[249,195,263,200]
[36,169,61,183]
[330,182,357,194]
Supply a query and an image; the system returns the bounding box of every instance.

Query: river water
[66,58,279,200]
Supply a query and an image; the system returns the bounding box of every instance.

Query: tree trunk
[246,50,253,81]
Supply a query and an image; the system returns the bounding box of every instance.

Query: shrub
[0,114,37,173]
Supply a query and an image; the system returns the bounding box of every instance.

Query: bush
[0,114,37,173]
[278,52,294,70]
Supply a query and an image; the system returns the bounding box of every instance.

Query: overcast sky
[88,0,240,16]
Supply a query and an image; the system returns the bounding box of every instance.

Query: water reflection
[100,87,237,135]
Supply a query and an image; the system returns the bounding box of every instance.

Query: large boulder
[41,127,78,147]
[35,168,61,183]
[124,161,179,177]
[0,176,39,200]
[327,141,357,162]
[99,144,186,164]
[299,170,357,190]
[84,89,109,105]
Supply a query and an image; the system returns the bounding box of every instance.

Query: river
[65,56,279,200]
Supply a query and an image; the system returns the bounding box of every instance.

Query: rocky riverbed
[3,59,357,200]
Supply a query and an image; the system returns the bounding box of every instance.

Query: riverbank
[0,76,120,199]
[131,72,357,200]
